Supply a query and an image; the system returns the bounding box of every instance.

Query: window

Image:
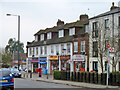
[85,25,89,33]
[61,44,64,54]
[119,62,120,71]
[40,34,44,41]
[47,32,51,39]
[56,45,59,55]
[69,28,75,36]
[33,48,34,55]
[81,41,85,53]
[36,47,38,55]
[29,48,31,56]
[105,19,109,28]
[40,47,43,55]
[74,42,78,53]
[92,22,98,38]
[44,46,47,55]
[93,41,98,57]
[119,16,120,26]
[93,61,98,72]
[59,30,64,38]
[35,35,38,42]
[105,62,108,71]
[51,46,54,54]
[67,43,70,54]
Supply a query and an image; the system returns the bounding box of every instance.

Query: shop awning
[39,62,47,64]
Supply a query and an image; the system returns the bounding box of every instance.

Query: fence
[54,71,120,86]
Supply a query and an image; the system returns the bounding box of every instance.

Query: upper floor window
[69,28,75,36]
[67,43,70,54]
[81,41,85,53]
[36,47,38,55]
[119,16,120,26]
[33,47,35,55]
[41,34,44,41]
[51,46,54,54]
[105,19,109,28]
[59,30,64,38]
[47,32,51,39]
[56,45,59,55]
[85,25,89,33]
[35,35,38,42]
[40,47,43,55]
[93,61,98,72]
[74,42,78,53]
[92,22,98,38]
[61,44,64,54]
[93,41,98,57]
[44,46,47,55]
[29,48,31,56]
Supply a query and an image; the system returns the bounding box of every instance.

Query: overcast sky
[0,0,120,52]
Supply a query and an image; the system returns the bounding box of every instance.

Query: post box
[36,68,42,77]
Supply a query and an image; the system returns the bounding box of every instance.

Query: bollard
[30,72,32,78]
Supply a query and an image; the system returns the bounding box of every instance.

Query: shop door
[33,63,38,73]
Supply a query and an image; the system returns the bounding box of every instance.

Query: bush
[54,71,61,80]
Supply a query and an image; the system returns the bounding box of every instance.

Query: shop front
[73,55,86,72]
[60,55,70,71]
[31,57,39,73]
[49,56,59,74]
[39,57,47,74]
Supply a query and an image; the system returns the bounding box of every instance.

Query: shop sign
[73,55,85,61]
[39,57,47,62]
[49,56,58,60]
[60,55,70,60]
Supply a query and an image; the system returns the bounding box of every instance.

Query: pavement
[21,72,120,89]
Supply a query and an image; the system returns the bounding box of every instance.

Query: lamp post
[6,14,20,70]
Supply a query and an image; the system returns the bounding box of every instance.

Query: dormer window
[35,35,38,42]
[47,32,51,39]
[59,30,64,38]
[41,34,44,41]
[69,28,75,36]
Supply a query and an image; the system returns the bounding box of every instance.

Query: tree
[5,38,24,54]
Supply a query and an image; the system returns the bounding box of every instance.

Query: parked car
[0,68,14,90]
[10,68,21,78]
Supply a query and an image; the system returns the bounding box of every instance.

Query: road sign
[109,47,114,53]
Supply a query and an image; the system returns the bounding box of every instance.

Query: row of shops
[28,55,87,74]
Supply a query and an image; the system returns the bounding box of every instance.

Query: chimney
[110,2,118,10]
[79,14,88,21]
[57,19,64,26]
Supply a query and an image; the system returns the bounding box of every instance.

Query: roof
[27,19,88,47]
[89,7,120,20]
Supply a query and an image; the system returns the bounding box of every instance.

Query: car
[10,68,21,78]
[0,68,14,90]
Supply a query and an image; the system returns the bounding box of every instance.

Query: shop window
[105,19,109,28]
[74,42,78,53]
[93,41,98,57]
[81,41,85,54]
[93,61,98,72]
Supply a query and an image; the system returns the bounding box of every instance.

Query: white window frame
[35,35,38,42]
[51,46,54,54]
[81,41,85,52]
[59,30,64,38]
[74,42,78,53]
[105,19,109,28]
[47,32,51,39]
[40,34,44,41]
[69,28,75,36]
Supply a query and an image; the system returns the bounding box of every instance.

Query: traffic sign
[109,47,114,53]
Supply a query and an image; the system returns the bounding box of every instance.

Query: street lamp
[6,14,20,70]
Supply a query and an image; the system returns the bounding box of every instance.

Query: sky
[0,0,120,52]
